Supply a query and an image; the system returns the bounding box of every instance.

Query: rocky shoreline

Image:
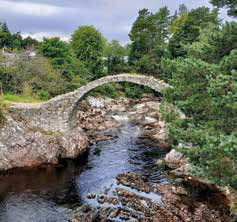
[70,173,230,222]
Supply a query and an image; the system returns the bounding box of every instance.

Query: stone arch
[39,74,169,132]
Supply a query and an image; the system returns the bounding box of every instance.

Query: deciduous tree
[71,26,105,80]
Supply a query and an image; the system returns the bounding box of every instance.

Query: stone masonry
[10,74,169,133]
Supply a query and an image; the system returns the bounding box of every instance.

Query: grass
[0,94,42,103]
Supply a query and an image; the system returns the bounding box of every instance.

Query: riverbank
[71,173,229,222]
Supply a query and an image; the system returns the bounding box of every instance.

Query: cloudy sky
[0,0,230,44]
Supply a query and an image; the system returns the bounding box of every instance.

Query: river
[0,114,168,222]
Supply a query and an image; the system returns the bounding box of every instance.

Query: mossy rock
[0,108,7,128]
[231,202,237,221]
[0,100,11,128]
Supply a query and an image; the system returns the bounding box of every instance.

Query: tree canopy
[128,7,171,74]
[210,0,237,17]
[71,25,105,80]
[104,40,128,74]
[0,21,38,50]
[168,7,219,58]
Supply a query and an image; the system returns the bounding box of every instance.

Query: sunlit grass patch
[1,94,42,103]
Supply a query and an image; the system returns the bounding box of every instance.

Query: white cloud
[0,0,63,17]
[21,32,70,42]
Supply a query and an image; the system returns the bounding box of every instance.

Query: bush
[124,83,144,99]
[0,52,67,98]
[22,83,33,98]
[0,100,8,128]
[181,129,237,188]
[220,49,237,73]
[89,83,120,99]
[161,53,237,189]
[160,102,179,123]
[38,90,49,101]
[162,57,221,122]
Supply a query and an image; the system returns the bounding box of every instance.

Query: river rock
[142,117,157,124]
[116,173,153,193]
[164,149,188,169]
[221,187,237,220]
[87,193,96,199]
[87,96,113,108]
[133,101,160,111]
[97,195,107,204]
[71,173,230,222]
[0,115,88,171]
[156,159,164,167]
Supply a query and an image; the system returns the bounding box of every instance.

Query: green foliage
[220,49,237,73]
[0,22,12,49]
[128,7,171,74]
[162,57,219,121]
[187,22,237,64]
[37,37,70,66]
[89,83,120,99]
[208,60,237,133]
[37,37,81,80]
[124,83,144,99]
[0,52,66,98]
[168,13,188,35]
[210,0,237,17]
[0,21,38,49]
[161,25,237,188]
[163,112,237,188]
[104,40,129,74]
[37,90,49,101]
[70,75,89,91]
[0,100,7,128]
[22,36,38,49]
[2,94,41,103]
[160,102,179,123]
[181,128,237,189]
[168,7,219,58]
[71,26,105,80]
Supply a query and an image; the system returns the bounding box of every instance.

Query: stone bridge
[12,74,169,133]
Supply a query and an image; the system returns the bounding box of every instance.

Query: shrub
[160,102,179,123]
[161,54,237,189]
[89,83,120,99]
[162,57,219,123]
[38,90,49,101]
[0,100,8,128]
[0,52,67,98]
[124,83,144,99]
[181,129,237,189]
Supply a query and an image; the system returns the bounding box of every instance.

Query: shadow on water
[0,120,168,222]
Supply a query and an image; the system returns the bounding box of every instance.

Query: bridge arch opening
[67,74,169,129]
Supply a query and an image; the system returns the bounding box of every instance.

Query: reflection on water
[0,120,168,222]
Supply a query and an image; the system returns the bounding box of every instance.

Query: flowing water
[0,114,169,222]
